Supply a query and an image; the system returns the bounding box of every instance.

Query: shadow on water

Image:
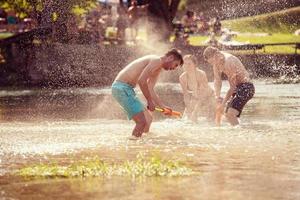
[1,80,300,200]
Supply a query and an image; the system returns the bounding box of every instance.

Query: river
[0,80,300,200]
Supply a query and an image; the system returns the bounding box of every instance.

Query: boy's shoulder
[196,69,207,77]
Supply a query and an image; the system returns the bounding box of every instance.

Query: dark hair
[203,46,219,60]
[165,48,184,66]
[186,10,194,18]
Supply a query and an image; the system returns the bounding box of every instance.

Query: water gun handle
[155,107,182,117]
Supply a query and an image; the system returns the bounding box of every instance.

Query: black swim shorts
[226,82,255,117]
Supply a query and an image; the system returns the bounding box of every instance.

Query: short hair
[186,10,194,18]
[183,54,197,65]
[203,46,219,60]
[165,48,184,66]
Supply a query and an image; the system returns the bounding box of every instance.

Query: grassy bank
[0,32,13,39]
[188,34,300,54]
[188,7,300,54]
[222,6,300,33]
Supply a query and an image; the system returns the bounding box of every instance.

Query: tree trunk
[170,0,181,19]
[119,0,124,7]
[147,0,180,41]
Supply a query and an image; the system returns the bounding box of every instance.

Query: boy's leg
[143,110,153,133]
[190,101,200,122]
[225,107,240,126]
[207,100,216,122]
[187,97,198,122]
[132,111,147,137]
[226,82,255,126]
[183,94,192,118]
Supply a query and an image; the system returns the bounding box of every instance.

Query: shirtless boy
[179,55,215,122]
[203,46,255,126]
[111,49,183,138]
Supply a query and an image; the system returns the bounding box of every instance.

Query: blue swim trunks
[111,81,144,120]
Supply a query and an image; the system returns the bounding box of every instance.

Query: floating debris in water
[16,154,193,178]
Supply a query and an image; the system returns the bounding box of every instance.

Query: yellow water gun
[155,107,182,118]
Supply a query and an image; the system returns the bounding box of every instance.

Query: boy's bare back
[115,55,161,87]
[220,52,250,85]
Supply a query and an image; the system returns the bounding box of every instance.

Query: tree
[0,0,97,42]
[146,0,181,41]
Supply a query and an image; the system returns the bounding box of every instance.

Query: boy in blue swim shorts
[112,49,183,138]
[111,81,144,120]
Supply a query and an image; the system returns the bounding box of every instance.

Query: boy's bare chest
[187,76,198,91]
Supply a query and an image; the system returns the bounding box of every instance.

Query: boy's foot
[128,135,141,140]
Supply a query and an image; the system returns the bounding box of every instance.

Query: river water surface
[0,80,300,200]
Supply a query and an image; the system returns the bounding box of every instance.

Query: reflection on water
[0,80,300,200]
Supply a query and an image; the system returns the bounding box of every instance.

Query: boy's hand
[162,107,173,115]
[216,97,223,103]
[147,101,155,111]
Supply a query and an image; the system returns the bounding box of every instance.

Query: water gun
[155,107,182,118]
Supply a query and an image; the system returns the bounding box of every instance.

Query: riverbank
[0,43,299,88]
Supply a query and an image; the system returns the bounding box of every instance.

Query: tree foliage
[0,0,97,18]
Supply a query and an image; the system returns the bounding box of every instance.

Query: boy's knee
[225,111,236,121]
[144,125,150,133]
[225,111,232,116]
[138,118,147,128]
[133,116,147,130]
[225,112,231,118]
[226,107,239,116]
[225,108,240,126]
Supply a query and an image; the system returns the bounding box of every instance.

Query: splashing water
[0,80,300,200]
[269,64,300,84]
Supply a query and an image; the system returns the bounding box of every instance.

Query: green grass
[235,33,300,54]
[222,6,300,33]
[188,34,300,54]
[0,32,13,39]
[16,154,194,179]
[234,33,300,44]
[188,35,208,45]
[195,6,300,54]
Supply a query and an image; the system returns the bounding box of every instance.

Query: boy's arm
[213,65,222,99]
[197,70,209,98]
[179,73,191,106]
[147,71,166,108]
[222,75,237,107]
[138,58,162,110]
[179,73,189,96]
